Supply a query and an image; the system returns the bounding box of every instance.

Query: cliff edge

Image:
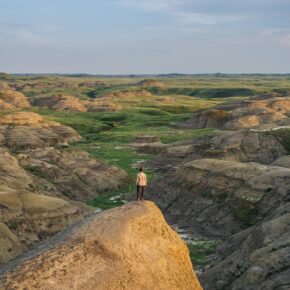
[0,201,202,290]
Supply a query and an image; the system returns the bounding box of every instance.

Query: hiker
[136,167,147,201]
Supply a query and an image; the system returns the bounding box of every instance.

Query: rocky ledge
[0,201,202,290]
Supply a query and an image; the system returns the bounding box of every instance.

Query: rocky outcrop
[0,110,131,265]
[0,90,30,109]
[147,159,290,237]
[32,95,87,112]
[186,95,290,130]
[200,203,290,290]
[17,147,131,200]
[0,202,202,290]
[101,89,151,99]
[0,190,88,249]
[0,223,24,264]
[31,95,122,113]
[0,112,83,150]
[137,79,165,88]
[0,149,93,263]
[146,130,288,175]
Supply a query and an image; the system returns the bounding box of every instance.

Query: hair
[139,167,143,172]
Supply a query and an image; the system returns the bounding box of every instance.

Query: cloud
[117,0,259,26]
[258,28,290,47]
[174,12,249,25]
[0,23,59,46]
[117,0,180,11]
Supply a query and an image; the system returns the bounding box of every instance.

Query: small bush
[231,199,259,226]
[270,128,290,153]
[204,109,230,120]
[24,165,46,179]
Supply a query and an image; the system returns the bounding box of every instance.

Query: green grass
[24,165,46,179]
[188,240,221,268]
[9,73,289,210]
[231,199,259,227]
[30,106,215,208]
[270,128,290,153]
[88,187,131,209]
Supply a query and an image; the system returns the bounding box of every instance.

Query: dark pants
[136,185,146,200]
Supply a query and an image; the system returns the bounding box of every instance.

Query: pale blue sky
[1,0,290,74]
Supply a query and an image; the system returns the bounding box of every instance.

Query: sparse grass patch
[231,199,259,226]
[24,165,46,179]
[270,128,290,153]
[188,240,221,268]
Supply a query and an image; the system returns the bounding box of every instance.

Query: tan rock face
[0,90,30,109]
[0,112,83,150]
[17,147,131,200]
[0,112,44,125]
[0,202,202,290]
[0,223,24,264]
[32,94,122,113]
[137,79,165,87]
[102,89,152,99]
[186,95,290,130]
[0,190,91,264]
[32,95,88,112]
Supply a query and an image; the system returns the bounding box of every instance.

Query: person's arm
[145,174,147,186]
[136,174,139,185]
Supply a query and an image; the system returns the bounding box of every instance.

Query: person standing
[136,168,147,201]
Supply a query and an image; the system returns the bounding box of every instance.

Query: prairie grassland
[2,73,290,208]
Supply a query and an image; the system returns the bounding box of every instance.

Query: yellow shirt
[136,172,147,186]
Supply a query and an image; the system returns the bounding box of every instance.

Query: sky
[0,0,290,74]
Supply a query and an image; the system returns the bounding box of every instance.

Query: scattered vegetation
[204,109,230,120]
[24,165,46,179]
[188,240,221,268]
[270,128,290,153]
[231,199,259,226]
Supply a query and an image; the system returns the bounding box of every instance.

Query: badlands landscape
[0,72,290,289]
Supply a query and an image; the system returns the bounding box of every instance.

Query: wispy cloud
[117,0,180,11]
[0,23,59,46]
[175,12,250,25]
[258,28,290,47]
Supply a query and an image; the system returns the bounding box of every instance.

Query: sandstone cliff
[0,202,202,290]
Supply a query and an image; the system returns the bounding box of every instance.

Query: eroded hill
[0,110,130,265]
[0,202,202,290]
[146,94,290,290]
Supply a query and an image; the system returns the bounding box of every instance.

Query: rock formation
[0,112,83,150]
[186,94,290,130]
[199,202,290,290]
[31,94,122,113]
[137,79,165,88]
[17,147,130,200]
[32,95,87,112]
[102,89,151,99]
[0,111,131,265]
[0,202,202,290]
[147,158,290,237]
[0,90,30,109]
[146,94,290,289]
[0,149,94,263]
